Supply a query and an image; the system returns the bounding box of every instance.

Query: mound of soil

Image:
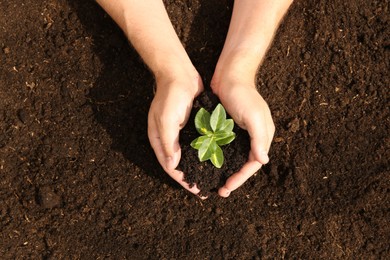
[1,0,389,259]
[179,91,250,196]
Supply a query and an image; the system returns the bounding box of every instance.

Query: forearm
[214,0,293,87]
[96,0,194,83]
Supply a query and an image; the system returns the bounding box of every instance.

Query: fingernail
[223,187,231,197]
[197,194,208,200]
[261,151,269,164]
[219,187,231,198]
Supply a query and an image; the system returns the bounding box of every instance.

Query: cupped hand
[148,74,204,196]
[212,80,275,198]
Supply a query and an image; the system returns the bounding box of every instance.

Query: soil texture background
[1,0,389,258]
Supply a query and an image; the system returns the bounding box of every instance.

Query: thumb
[158,121,181,171]
[251,138,270,165]
[246,119,270,165]
[148,113,181,172]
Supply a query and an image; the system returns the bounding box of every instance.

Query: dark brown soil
[1,0,389,259]
[178,91,250,196]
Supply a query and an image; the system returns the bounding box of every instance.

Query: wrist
[211,48,264,96]
[154,63,203,97]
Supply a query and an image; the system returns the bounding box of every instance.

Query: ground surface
[1,0,389,259]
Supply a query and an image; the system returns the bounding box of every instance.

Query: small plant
[190,103,236,168]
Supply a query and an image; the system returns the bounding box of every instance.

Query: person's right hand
[211,75,275,198]
[148,72,204,196]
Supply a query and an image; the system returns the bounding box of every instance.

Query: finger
[168,169,201,193]
[149,113,181,171]
[149,121,207,199]
[218,152,262,197]
[148,116,178,171]
[169,170,208,199]
[246,111,272,165]
[158,116,180,156]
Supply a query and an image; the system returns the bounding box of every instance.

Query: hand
[203,0,290,198]
[148,73,204,196]
[211,78,275,198]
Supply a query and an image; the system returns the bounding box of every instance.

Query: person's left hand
[148,74,204,196]
[211,79,275,197]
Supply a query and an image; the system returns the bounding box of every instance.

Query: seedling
[190,103,236,168]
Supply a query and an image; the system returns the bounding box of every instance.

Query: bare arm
[96,0,204,196]
[97,0,292,198]
[212,0,293,197]
[213,0,293,89]
[96,0,196,82]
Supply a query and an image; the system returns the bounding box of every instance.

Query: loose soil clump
[179,91,250,196]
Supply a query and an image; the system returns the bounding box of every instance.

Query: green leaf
[195,108,212,135]
[190,136,209,150]
[215,132,236,146]
[198,137,217,162]
[210,104,226,132]
[191,104,235,168]
[219,119,234,133]
[210,145,224,168]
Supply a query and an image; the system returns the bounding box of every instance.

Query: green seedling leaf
[198,137,217,162]
[215,131,236,146]
[219,119,234,133]
[191,103,236,168]
[210,104,226,132]
[195,108,212,135]
[210,145,224,168]
[190,135,209,150]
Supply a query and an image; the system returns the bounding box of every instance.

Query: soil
[1,0,389,259]
[178,91,250,196]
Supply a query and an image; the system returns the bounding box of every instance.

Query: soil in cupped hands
[178,91,250,196]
